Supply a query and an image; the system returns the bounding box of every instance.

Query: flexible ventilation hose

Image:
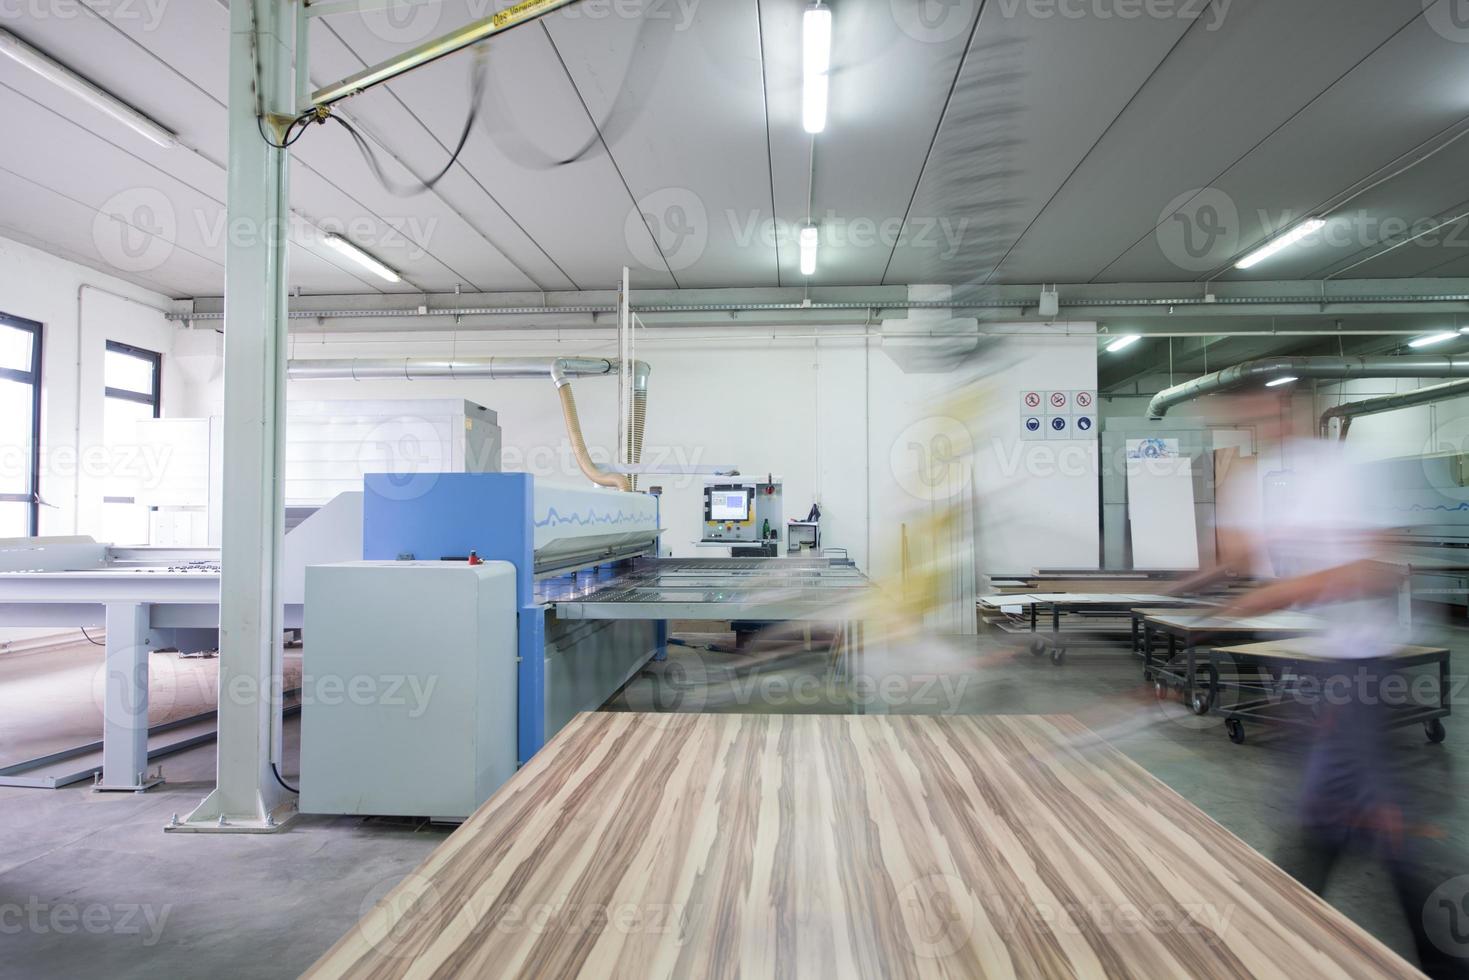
[628,388,647,491]
[558,384,631,491]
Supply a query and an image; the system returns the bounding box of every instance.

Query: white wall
[271,323,1102,585]
[0,234,202,538]
[0,234,205,648]
[969,327,1101,572]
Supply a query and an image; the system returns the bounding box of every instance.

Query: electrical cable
[80,627,104,647]
[256,109,317,150]
[326,48,486,198]
[271,761,299,794]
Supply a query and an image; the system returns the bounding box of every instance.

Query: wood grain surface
[306,712,1420,979]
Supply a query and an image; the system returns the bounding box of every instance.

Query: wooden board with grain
[306,712,1420,980]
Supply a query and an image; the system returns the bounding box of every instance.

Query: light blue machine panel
[362,473,662,765]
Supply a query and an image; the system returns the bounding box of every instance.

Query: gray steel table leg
[96,602,163,792]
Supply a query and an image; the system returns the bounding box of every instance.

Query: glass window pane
[0,377,34,496]
[0,324,32,373]
[0,501,28,539]
[103,397,154,499]
[105,347,156,396]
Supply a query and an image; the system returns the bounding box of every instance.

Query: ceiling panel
[317,2,677,289]
[1103,14,1469,282]
[0,0,1460,301]
[986,0,1427,284]
[762,0,978,287]
[883,4,1192,288]
[1225,131,1469,281]
[545,0,779,288]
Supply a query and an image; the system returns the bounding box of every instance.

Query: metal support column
[171,0,296,833]
[95,602,162,792]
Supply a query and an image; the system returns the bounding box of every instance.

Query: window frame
[102,341,162,513]
[0,313,42,536]
[104,340,162,413]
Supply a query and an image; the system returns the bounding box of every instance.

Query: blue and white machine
[299,471,868,819]
[298,473,666,818]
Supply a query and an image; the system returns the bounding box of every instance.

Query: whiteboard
[1127,459,1200,570]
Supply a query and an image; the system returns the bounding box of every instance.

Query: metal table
[552,556,872,693]
[1206,638,1451,745]
[0,565,243,791]
[1139,610,1325,714]
[978,593,1203,665]
[552,557,868,622]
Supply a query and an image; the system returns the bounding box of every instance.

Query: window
[0,314,42,538]
[101,341,161,545]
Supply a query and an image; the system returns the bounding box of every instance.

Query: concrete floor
[2,627,1465,978]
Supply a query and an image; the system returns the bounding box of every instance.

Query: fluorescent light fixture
[323,234,401,283]
[1235,218,1326,270]
[1105,335,1140,353]
[802,4,831,134]
[1265,376,1297,388]
[1409,331,1458,349]
[0,28,177,149]
[799,225,818,277]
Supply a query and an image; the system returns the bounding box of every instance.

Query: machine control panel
[701,480,783,546]
[703,484,757,541]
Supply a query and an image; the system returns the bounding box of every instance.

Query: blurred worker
[1177,391,1466,978]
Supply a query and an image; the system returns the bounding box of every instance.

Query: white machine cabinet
[300,560,517,820]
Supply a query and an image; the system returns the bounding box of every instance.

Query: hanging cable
[327,48,486,197]
[80,627,104,647]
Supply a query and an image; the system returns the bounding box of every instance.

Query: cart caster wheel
[1142,669,1154,683]
[1191,690,1212,716]
[1051,648,1066,665]
[1154,680,1168,701]
[1225,719,1245,745]
[1029,639,1046,656]
[1426,719,1447,744]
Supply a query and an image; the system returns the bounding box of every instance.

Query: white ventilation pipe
[1147,356,1469,419]
[286,356,649,492]
[1319,378,1469,440]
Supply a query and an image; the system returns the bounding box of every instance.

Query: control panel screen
[709,491,750,522]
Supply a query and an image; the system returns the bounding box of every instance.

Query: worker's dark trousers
[1275,660,1468,979]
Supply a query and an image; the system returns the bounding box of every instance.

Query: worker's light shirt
[1253,439,1396,661]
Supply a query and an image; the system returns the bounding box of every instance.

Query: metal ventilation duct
[1146,356,1469,419]
[1318,378,1469,440]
